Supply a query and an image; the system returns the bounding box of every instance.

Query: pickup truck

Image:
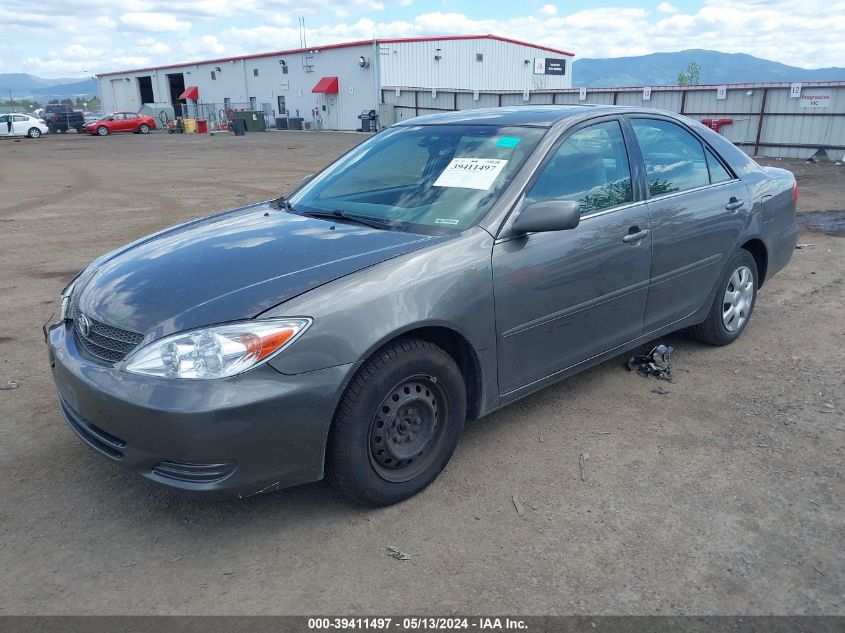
[42,105,85,134]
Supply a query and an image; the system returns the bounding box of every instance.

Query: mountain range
[573,49,845,87]
[2,49,844,100]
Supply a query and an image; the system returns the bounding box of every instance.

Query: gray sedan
[45,106,798,505]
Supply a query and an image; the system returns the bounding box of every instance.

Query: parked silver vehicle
[46,106,798,505]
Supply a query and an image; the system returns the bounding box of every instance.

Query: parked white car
[0,113,49,138]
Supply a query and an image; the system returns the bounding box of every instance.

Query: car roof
[396,105,678,128]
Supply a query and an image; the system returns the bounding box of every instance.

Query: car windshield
[288,124,546,234]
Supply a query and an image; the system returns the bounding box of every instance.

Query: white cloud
[540,4,558,16]
[657,2,678,13]
[119,12,192,32]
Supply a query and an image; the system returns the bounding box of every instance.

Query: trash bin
[196,119,208,134]
[288,117,303,130]
[232,118,247,136]
[275,117,289,130]
[183,118,197,134]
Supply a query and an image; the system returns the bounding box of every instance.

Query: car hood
[76,202,449,338]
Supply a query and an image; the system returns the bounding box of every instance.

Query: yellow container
[183,118,197,134]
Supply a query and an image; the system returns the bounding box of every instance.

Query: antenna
[299,17,314,72]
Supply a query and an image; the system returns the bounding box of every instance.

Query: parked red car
[83,112,156,136]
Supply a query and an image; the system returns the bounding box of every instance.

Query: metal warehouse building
[96,35,574,131]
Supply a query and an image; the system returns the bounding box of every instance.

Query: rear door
[12,115,29,135]
[628,116,749,331]
[493,117,652,397]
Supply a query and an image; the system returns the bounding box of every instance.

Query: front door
[493,118,652,397]
[629,117,749,331]
[0,115,10,137]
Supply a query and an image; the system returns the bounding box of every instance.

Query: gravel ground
[0,131,842,615]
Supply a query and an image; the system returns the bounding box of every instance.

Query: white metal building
[96,35,575,130]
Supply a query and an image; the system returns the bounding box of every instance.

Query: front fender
[263,227,499,414]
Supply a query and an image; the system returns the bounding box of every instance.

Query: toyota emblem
[77,313,91,338]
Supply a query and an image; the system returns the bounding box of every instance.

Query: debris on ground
[387,546,410,561]
[627,344,674,381]
[0,380,18,391]
[652,386,670,395]
[512,494,525,516]
[579,453,590,482]
[796,243,815,249]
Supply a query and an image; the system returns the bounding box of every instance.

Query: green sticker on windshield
[496,136,522,148]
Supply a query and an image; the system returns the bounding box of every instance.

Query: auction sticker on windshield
[433,158,508,190]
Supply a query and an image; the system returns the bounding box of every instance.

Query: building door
[137,76,154,105]
[277,96,286,117]
[110,78,128,112]
[166,73,185,117]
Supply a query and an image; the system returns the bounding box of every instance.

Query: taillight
[792,181,799,204]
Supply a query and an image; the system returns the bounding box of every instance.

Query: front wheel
[138,123,150,134]
[327,338,467,506]
[97,126,108,136]
[28,127,41,138]
[689,249,758,345]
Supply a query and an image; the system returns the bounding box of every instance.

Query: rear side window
[705,146,732,183]
[632,119,710,196]
[527,120,633,215]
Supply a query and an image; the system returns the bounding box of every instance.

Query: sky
[2,0,844,78]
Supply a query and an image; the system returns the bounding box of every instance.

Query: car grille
[72,302,144,364]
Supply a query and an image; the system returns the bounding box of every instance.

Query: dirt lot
[0,131,842,615]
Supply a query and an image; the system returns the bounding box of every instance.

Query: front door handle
[725,197,744,211]
[622,228,650,243]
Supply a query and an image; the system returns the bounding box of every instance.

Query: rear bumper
[46,320,354,499]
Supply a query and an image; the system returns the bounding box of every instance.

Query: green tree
[677,62,701,86]
[60,98,74,106]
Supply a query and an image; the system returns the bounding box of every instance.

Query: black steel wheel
[327,337,466,506]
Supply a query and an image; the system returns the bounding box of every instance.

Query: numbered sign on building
[716,86,727,100]
[790,83,802,98]
[579,87,587,101]
[473,90,480,101]
[395,88,401,97]
[431,89,437,99]
[642,87,652,101]
[523,89,530,101]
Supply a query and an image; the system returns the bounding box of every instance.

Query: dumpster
[183,118,197,134]
[196,119,208,134]
[288,117,303,130]
[275,117,289,130]
[232,111,266,132]
[232,118,247,136]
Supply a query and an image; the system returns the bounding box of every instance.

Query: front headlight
[123,318,311,379]
[60,278,78,321]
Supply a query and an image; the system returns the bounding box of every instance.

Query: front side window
[290,124,546,234]
[526,120,633,215]
[632,118,710,196]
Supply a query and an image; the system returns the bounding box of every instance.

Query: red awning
[178,86,199,100]
[312,76,339,94]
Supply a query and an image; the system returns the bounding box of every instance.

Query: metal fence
[380,81,845,159]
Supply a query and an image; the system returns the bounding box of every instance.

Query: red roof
[312,76,339,94]
[178,86,199,100]
[96,34,574,77]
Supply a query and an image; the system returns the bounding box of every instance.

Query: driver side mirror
[512,200,581,234]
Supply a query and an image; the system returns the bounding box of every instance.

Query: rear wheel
[326,338,466,506]
[27,127,41,138]
[138,123,150,134]
[97,126,108,136]
[689,249,758,345]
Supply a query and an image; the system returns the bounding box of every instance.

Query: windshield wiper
[302,209,396,231]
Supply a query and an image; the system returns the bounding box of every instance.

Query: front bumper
[46,320,355,499]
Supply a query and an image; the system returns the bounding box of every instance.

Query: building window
[224,98,231,112]
[282,65,288,74]
[253,68,259,77]
[211,71,216,80]
[476,53,483,62]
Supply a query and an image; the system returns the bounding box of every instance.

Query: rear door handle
[622,228,649,243]
[725,198,744,211]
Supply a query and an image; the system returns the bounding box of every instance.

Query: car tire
[138,124,150,134]
[28,127,41,138]
[326,337,467,506]
[59,128,67,134]
[688,249,758,346]
[97,126,108,136]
